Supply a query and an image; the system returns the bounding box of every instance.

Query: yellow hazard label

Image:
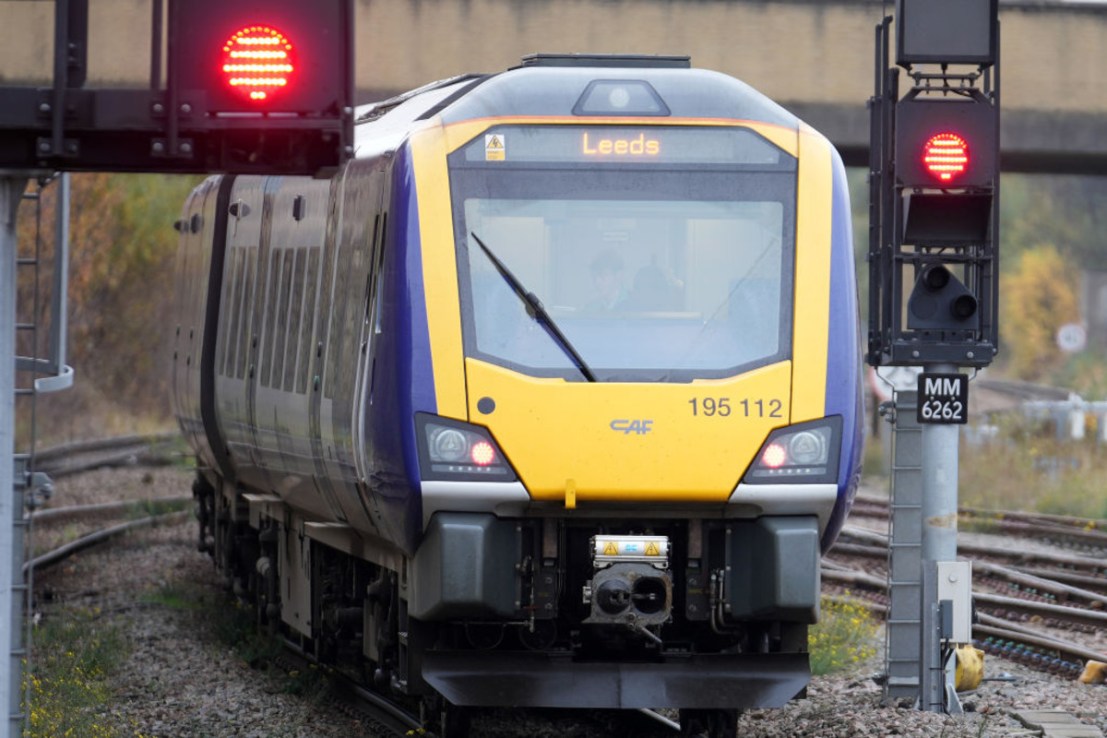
[603,541,618,556]
[485,134,505,161]
[645,541,660,556]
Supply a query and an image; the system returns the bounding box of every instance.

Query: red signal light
[220,26,296,103]
[922,132,969,183]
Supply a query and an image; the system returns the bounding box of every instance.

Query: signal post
[0,1,354,734]
[868,0,1000,714]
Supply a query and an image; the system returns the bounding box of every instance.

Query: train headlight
[788,430,827,466]
[416,414,517,482]
[744,417,842,485]
[429,428,467,462]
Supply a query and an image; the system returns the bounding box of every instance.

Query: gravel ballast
[27,466,1107,737]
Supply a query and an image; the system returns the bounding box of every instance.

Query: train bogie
[173,53,863,734]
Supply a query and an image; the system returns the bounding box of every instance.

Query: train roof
[353,55,800,155]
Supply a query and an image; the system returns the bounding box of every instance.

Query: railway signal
[870,0,1000,718]
[895,94,996,190]
[0,0,354,175]
[170,0,351,122]
[907,265,978,332]
[867,5,999,368]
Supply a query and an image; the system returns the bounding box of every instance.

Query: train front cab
[398,70,862,724]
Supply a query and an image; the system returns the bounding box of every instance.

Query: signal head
[895,96,996,190]
[907,264,979,331]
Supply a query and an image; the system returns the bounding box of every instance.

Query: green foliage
[15,173,201,441]
[1000,175,1107,271]
[808,596,879,676]
[959,421,1107,519]
[203,591,331,700]
[125,497,191,520]
[25,609,126,738]
[1055,352,1107,400]
[141,582,205,611]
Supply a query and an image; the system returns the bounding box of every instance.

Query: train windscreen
[447,126,797,382]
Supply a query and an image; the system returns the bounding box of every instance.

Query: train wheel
[678,708,738,737]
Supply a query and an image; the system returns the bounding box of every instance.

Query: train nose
[585,563,673,626]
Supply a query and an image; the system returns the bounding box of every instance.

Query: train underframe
[193,473,819,737]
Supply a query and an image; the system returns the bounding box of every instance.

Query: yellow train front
[173,53,864,735]
[393,54,863,726]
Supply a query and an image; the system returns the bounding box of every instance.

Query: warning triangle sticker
[645,541,660,556]
[603,541,618,556]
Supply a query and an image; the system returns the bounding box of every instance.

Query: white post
[919,363,960,713]
[0,175,27,738]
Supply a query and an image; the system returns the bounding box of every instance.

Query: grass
[125,497,192,520]
[153,580,331,699]
[958,433,1107,519]
[24,608,126,738]
[865,411,1107,520]
[808,596,880,676]
[141,581,206,612]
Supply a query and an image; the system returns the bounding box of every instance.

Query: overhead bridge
[1,0,1104,174]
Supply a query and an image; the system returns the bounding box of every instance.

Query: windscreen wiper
[469,232,597,382]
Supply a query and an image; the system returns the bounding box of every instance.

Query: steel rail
[972,560,1107,608]
[840,524,1106,573]
[29,495,192,524]
[972,591,1107,629]
[973,617,1107,666]
[852,492,1107,534]
[279,637,420,737]
[23,510,189,574]
[824,572,1107,676]
[32,432,179,465]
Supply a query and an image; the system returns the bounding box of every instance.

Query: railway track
[849,493,1107,556]
[26,436,683,737]
[825,512,1107,679]
[275,638,683,737]
[24,434,192,574]
[29,432,183,480]
[26,434,1106,733]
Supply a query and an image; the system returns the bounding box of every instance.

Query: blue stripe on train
[822,147,864,550]
[367,143,437,554]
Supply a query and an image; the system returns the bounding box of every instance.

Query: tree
[15,173,200,440]
[999,244,1079,382]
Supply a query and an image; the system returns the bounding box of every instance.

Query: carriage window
[237,246,257,380]
[261,250,283,387]
[283,248,307,392]
[218,248,241,376]
[297,247,320,394]
[272,249,294,390]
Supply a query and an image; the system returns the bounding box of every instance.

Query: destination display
[460,126,790,166]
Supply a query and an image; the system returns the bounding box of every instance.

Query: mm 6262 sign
[917,373,969,425]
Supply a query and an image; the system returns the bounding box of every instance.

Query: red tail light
[470,441,496,466]
[761,443,787,469]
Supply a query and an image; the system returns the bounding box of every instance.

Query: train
[170,53,863,737]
